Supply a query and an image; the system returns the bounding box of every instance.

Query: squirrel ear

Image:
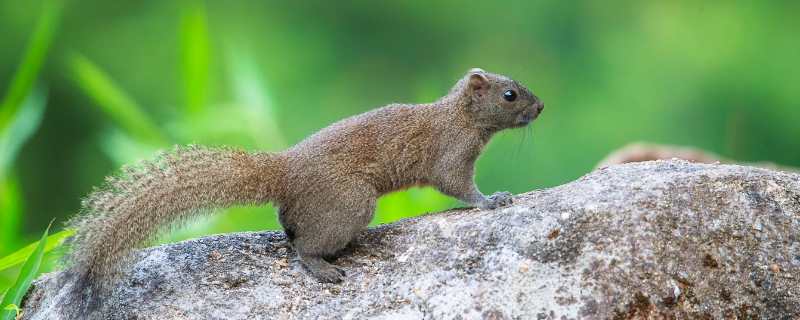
[467,73,488,99]
[468,68,485,74]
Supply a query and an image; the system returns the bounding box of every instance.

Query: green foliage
[223,44,287,151]
[67,53,168,147]
[0,222,50,320]
[374,187,458,225]
[0,0,60,262]
[0,0,61,132]
[1,85,48,256]
[0,85,47,173]
[0,176,23,258]
[2,305,20,319]
[61,1,290,244]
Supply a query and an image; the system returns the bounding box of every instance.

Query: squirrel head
[458,68,544,132]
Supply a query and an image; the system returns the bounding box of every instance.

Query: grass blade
[180,0,210,115]
[66,52,168,146]
[0,0,62,133]
[0,221,51,320]
[0,229,74,273]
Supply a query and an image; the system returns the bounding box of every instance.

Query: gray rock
[19,160,800,319]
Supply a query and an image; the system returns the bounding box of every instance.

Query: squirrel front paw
[479,191,513,210]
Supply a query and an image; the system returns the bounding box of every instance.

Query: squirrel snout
[534,100,544,114]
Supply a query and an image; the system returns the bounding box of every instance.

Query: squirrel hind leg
[290,229,348,283]
[289,223,355,283]
[288,205,375,283]
[278,214,344,282]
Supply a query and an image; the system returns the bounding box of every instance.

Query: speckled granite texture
[20,160,800,319]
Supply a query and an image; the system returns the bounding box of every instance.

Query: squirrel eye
[503,90,517,102]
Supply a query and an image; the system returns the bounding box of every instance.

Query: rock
[19,160,800,319]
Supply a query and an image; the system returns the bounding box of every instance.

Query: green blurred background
[1,0,799,286]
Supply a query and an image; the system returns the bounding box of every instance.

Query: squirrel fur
[58,68,544,316]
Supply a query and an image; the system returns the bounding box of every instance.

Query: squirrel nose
[534,100,544,114]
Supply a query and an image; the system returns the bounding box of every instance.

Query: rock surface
[20,160,800,319]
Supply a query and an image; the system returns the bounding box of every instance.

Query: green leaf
[0,0,62,133]
[0,221,51,320]
[66,52,168,146]
[1,305,18,319]
[0,229,73,272]
[180,0,210,115]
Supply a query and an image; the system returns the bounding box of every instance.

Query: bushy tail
[58,145,285,317]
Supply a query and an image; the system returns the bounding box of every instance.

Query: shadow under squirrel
[59,68,544,315]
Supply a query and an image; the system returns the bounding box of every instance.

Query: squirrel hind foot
[300,255,345,283]
[480,191,514,210]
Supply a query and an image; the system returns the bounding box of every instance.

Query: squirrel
[58,68,544,316]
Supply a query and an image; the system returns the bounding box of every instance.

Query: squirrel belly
[59,68,544,318]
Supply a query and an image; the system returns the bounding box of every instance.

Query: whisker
[529,123,535,162]
[517,125,526,157]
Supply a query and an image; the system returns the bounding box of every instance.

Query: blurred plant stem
[181,0,210,116]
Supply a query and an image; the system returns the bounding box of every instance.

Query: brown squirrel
[59,68,544,315]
